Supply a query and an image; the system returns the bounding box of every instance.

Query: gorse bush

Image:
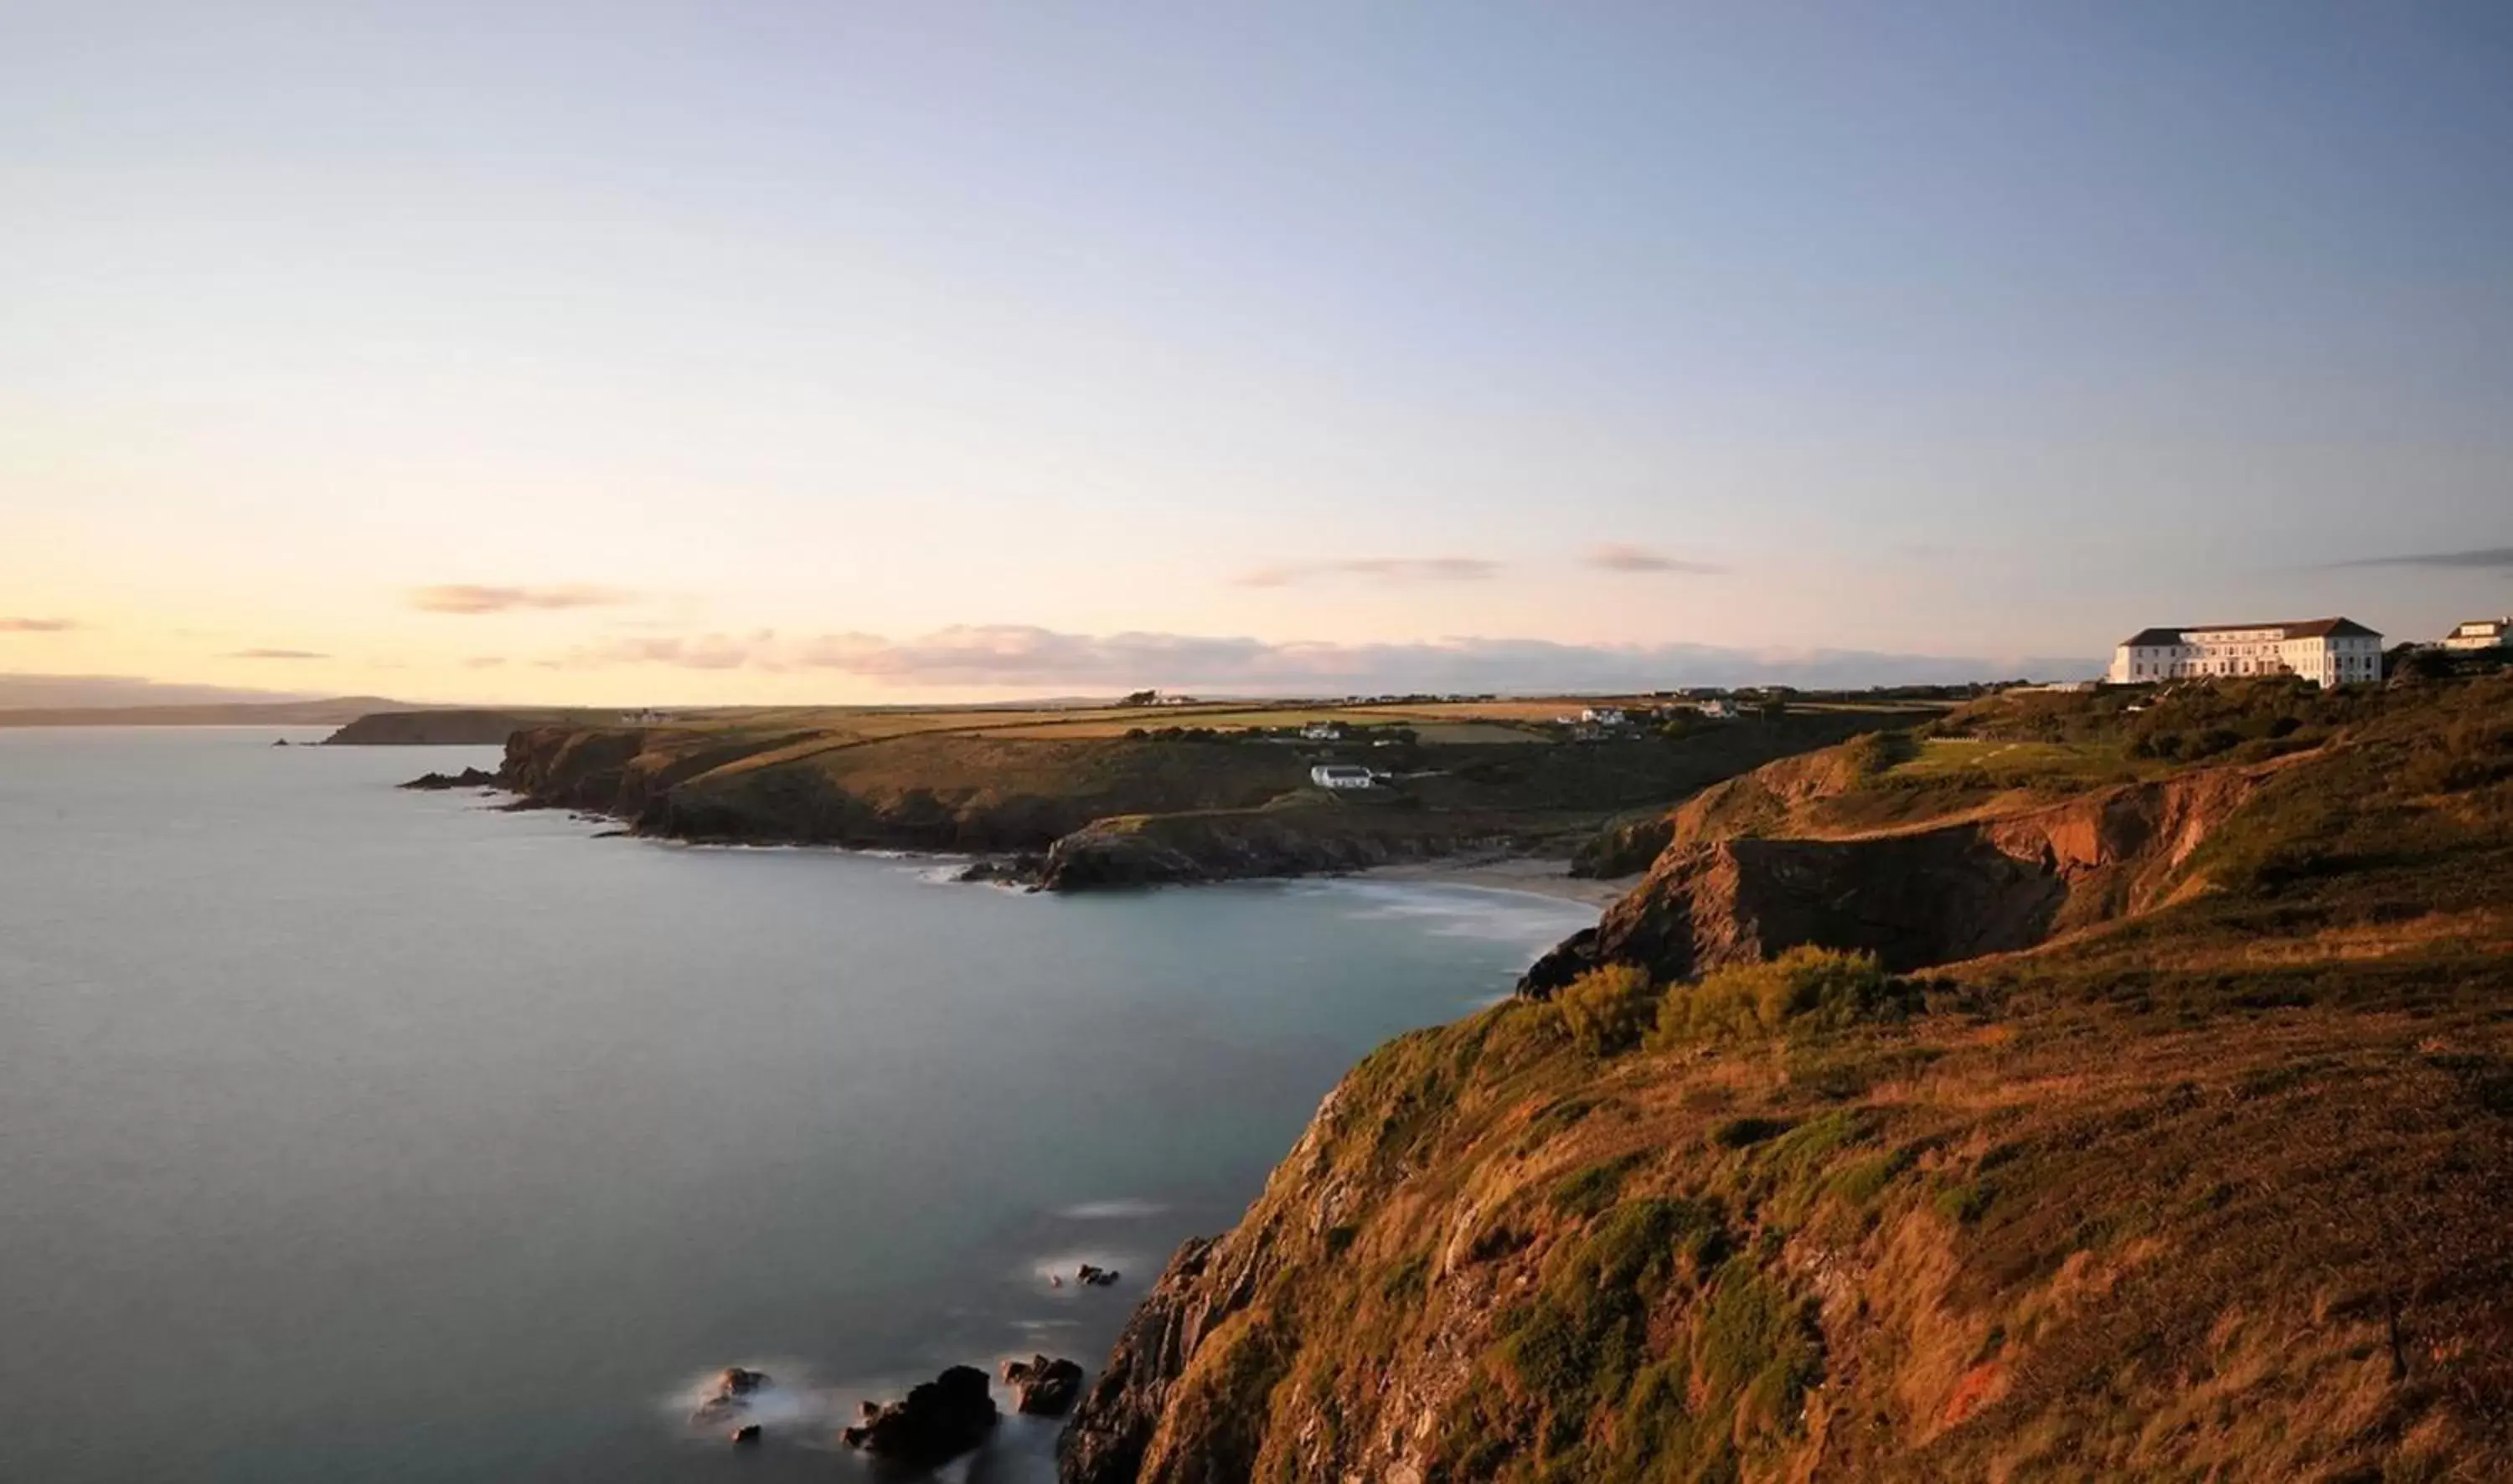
[1837,729,1914,779]
[1556,963,1659,1056]
[1654,947,1907,1048]
[2397,714,2513,795]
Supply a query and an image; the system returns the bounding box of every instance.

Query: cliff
[324,708,593,745]
[1060,675,2513,1481]
[493,710,1912,886]
[1525,761,2275,995]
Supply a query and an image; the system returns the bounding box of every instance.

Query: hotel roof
[2119,618,2379,647]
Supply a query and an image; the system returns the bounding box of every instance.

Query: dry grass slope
[1067,673,2513,1484]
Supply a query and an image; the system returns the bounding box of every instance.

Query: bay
[0,728,1592,1482]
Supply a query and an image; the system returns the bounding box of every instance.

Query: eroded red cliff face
[1527,765,2272,995]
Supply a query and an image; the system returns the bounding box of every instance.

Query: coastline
[1348,853,1638,907]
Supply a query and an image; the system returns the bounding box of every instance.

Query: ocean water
[0,728,1593,1482]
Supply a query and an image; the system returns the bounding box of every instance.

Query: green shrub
[1830,1146,1918,1206]
[1557,963,1660,1056]
[1934,1179,1994,1224]
[1552,1153,1645,1219]
[1711,1116,1792,1148]
[1654,947,1908,1048]
[1694,1270,1825,1444]
[1839,729,1915,780]
[1499,1198,1726,1433]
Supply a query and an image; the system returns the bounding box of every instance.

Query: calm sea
[0,728,1592,1482]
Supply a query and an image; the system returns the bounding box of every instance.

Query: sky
[4,1,2510,705]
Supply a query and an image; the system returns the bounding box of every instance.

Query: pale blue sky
[4,2,2509,701]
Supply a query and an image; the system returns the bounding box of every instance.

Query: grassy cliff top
[1070,673,2513,1483]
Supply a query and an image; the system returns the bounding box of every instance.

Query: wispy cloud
[0,617,80,632]
[1233,557,1502,588]
[1582,544,1728,575]
[462,656,508,669]
[2325,547,2513,572]
[546,623,2092,690]
[563,631,768,672]
[223,647,330,660]
[410,584,641,615]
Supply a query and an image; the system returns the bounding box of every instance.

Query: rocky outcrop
[489,715,1892,870]
[324,709,554,745]
[501,727,807,822]
[1567,812,1674,879]
[1004,1354,1088,1416]
[1060,1239,1226,1484]
[688,1366,773,1428]
[842,1365,998,1465]
[1036,811,1518,891]
[399,766,503,791]
[1523,765,2270,995]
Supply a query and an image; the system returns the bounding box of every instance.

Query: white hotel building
[2443,617,2510,651]
[2108,618,2383,690]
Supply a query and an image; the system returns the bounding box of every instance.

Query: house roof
[2118,618,2380,647]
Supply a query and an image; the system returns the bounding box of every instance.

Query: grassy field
[500,695,1938,863]
[639,698,1595,744]
[1893,736,2151,786]
[530,695,1938,754]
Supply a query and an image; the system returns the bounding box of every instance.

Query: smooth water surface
[0,729,1592,1482]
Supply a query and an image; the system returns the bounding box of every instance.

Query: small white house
[1301,721,1348,741]
[1310,764,1375,790]
[2443,617,2510,651]
[1580,707,1629,726]
[1698,699,1736,720]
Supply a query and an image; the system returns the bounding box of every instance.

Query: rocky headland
[477,709,1907,892]
[1053,674,2513,1482]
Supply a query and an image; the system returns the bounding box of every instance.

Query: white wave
[1055,1198,1169,1219]
[1313,880,1597,948]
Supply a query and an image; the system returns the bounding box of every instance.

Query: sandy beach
[1353,854,1639,908]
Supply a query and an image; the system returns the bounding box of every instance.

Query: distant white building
[1301,721,1347,741]
[2443,617,2510,651]
[1698,699,1736,720]
[1310,764,1375,790]
[2108,618,2382,690]
[1579,706,1628,726]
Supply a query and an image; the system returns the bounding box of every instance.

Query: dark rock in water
[1077,1264,1122,1287]
[1515,925,1600,1000]
[1002,1353,1086,1416]
[689,1366,771,1425]
[400,766,503,791]
[956,853,1045,885]
[271,739,291,747]
[840,1365,997,1465]
[729,1423,761,1446]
